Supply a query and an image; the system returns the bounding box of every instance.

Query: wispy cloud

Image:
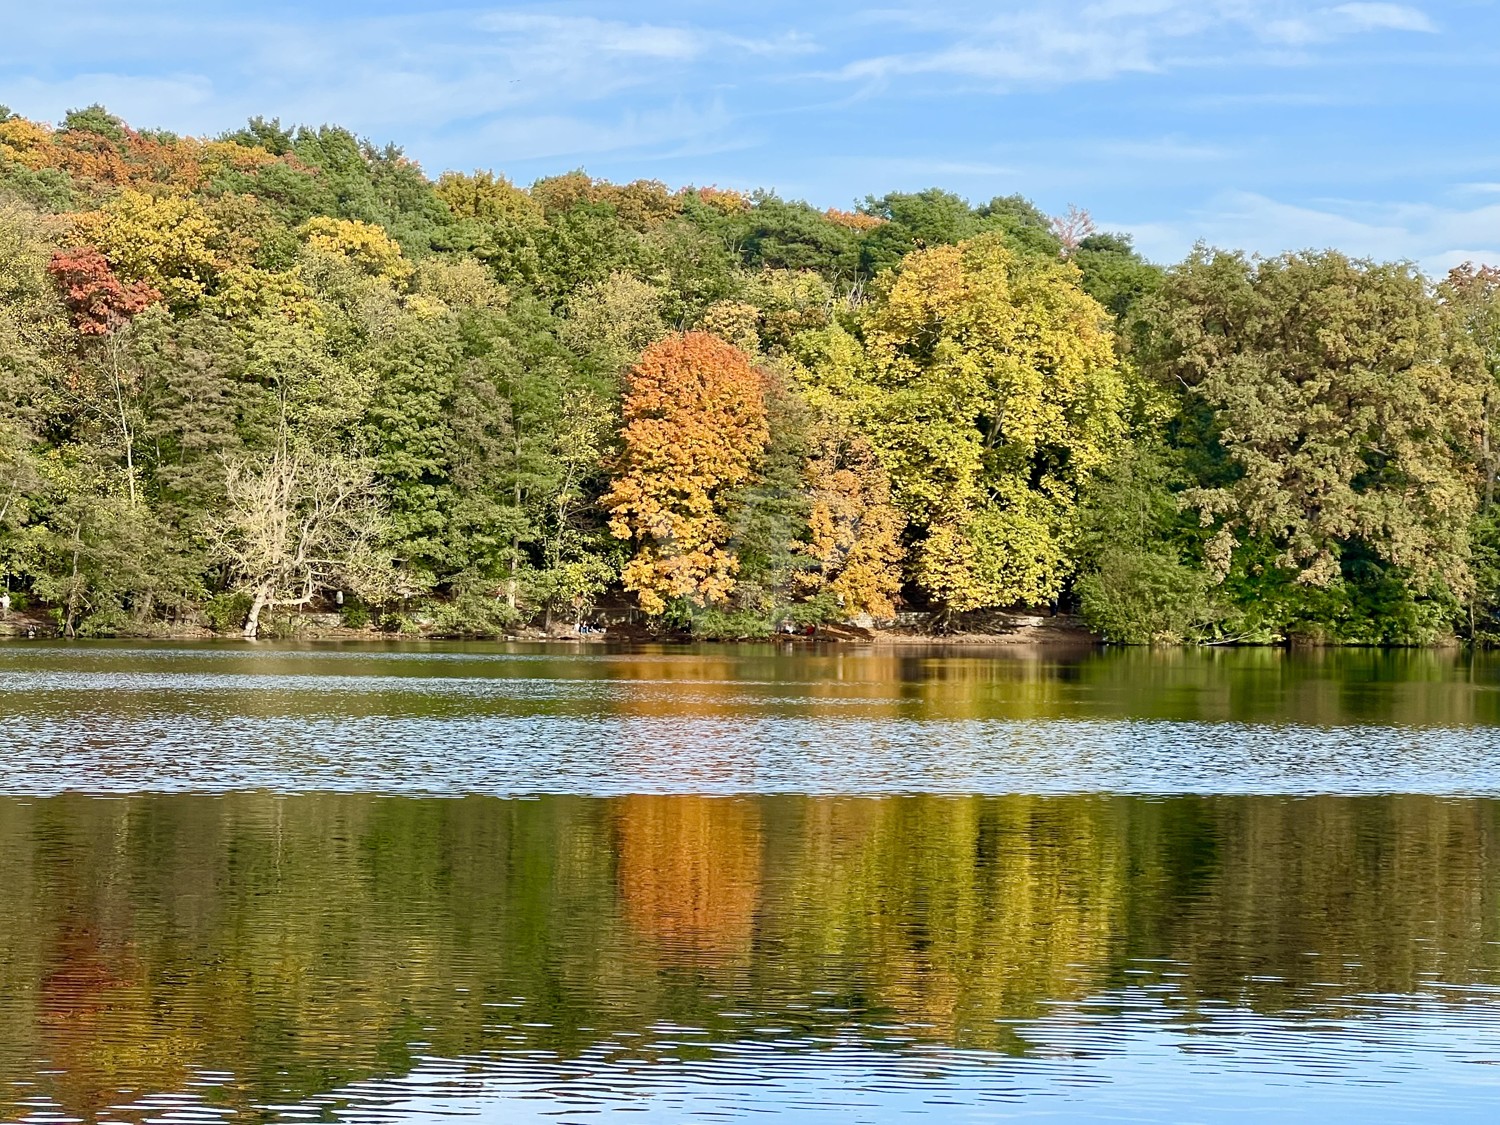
[830,1,1438,88]
[5,72,217,124]
[476,13,708,60]
[2,5,814,171]
[1333,3,1437,34]
[472,13,817,63]
[1261,3,1435,45]
[461,99,741,164]
[0,0,1488,270]
[1123,189,1500,274]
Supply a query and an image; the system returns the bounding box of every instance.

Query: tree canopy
[1,104,1497,644]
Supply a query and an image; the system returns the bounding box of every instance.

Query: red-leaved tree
[47,247,160,335]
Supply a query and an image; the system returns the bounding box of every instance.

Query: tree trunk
[1485,395,1495,512]
[244,585,270,640]
[64,524,82,639]
[508,427,522,612]
[110,338,136,510]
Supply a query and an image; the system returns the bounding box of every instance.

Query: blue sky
[4,0,1499,271]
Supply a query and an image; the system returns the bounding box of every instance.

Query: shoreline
[0,609,1466,650]
[0,607,1101,647]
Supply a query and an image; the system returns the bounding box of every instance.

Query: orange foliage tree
[48,123,205,194]
[1,110,297,200]
[530,171,678,229]
[684,185,750,214]
[824,207,886,232]
[605,332,770,614]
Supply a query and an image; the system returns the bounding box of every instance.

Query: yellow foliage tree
[825,207,886,232]
[799,420,906,619]
[297,216,413,287]
[0,117,55,169]
[685,185,750,214]
[434,170,540,223]
[697,299,761,354]
[853,233,1126,612]
[70,190,223,307]
[562,271,669,373]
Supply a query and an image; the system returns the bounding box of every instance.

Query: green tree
[1074,443,1211,643]
[1072,232,1163,331]
[1145,248,1481,642]
[859,190,1062,276]
[1440,264,1500,639]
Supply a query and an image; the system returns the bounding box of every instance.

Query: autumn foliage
[689,186,751,214]
[824,207,885,232]
[606,333,770,614]
[9,102,1495,644]
[46,247,160,334]
[800,424,906,619]
[1,111,274,194]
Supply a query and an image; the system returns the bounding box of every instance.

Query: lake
[3,642,1500,1123]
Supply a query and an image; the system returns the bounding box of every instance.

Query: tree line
[2,103,1499,643]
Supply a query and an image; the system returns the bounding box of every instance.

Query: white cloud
[1260,2,1436,43]
[1332,3,1437,33]
[475,13,707,60]
[454,99,739,165]
[0,0,1469,225]
[473,12,818,62]
[1121,189,1500,274]
[5,73,216,124]
[0,6,809,172]
[838,156,1022,181]
[832,1,1438,88]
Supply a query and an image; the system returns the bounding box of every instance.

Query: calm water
[4,642,1500,1123]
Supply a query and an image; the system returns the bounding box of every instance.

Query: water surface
[4,642,1500,795]
[3,643,1500,1123]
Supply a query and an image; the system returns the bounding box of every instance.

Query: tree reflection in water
[2,792,1499,1121]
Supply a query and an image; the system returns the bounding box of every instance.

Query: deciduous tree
[70,190,222,307]
[605,333,770,614]
[851,233,1126,612]
[1146,249,1480,636]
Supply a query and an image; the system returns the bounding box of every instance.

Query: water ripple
[2,711,1499,796]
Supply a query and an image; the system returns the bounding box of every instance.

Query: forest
[2,103,1499,644]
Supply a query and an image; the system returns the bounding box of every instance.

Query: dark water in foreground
[4,643,1500,1122]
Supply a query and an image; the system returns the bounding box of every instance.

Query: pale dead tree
[536,388,617,629]
[210,446,391,639]
[94,330,139,509]
[1050,204,1097,259]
